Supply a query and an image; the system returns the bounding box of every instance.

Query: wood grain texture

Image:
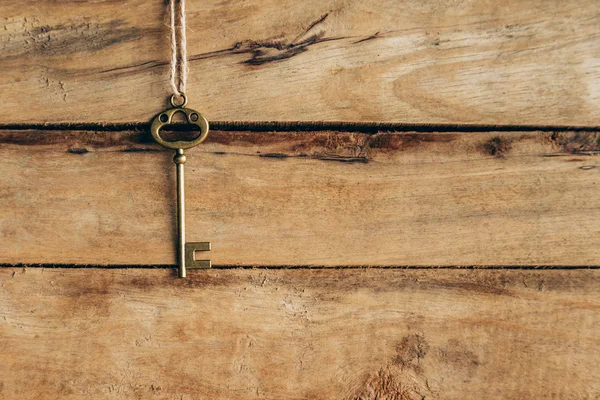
[1,0,599,125]
[1,129,598,266]
[1,268,599,399]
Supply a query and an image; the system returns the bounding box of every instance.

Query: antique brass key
[151,94,211,278]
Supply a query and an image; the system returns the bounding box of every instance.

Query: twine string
[169,0,188,99]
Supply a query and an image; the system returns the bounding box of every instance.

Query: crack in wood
[353,31,381,44]
[97,12,344,75]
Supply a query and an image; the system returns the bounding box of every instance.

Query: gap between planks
[1,264,599,270]
[1,121,600,134]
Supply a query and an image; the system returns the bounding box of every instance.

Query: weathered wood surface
[1,0,599,125]
[1,129,598,266]
[1,268,599,399]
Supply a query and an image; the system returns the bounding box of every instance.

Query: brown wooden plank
[1,0,599,125]
[1,268,599,399]
[0,129,598,266]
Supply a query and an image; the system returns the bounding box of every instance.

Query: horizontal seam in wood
[1,264,598,270]
[1,122,599,133]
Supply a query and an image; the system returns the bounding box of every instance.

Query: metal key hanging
[151,93,211,278]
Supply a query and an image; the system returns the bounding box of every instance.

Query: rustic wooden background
[1,1,599,399]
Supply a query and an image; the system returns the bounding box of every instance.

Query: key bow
[150,94,209,150]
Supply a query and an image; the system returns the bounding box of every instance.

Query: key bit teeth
[185,242,212,269]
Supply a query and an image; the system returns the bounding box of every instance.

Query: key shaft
[174,149,187,278]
